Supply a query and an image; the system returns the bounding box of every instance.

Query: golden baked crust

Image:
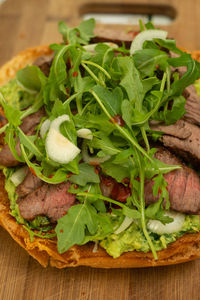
[1,45,200,268]
[0,45,53,86]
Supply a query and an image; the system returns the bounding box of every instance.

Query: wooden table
[1,0,200,299]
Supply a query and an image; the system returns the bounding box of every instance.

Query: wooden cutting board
[1,0,200,299]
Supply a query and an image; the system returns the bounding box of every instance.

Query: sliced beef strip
[100,147,200,214]
[91,32,132,48]
[16,169,43,198]
[151,119,200,167]
[0,108,45,167]
[100,175,131,202]
[144,147,200,214]
[0,143,21,167]
[183,84,200,126]
[19,107,45,133]
[18,182,76,222]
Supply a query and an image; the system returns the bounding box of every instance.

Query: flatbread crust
[1,45,200,268]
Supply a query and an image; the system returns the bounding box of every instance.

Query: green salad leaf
[70,163,100,186]
[56,202,98,253]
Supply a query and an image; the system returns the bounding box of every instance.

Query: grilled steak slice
[183,85,200,126]
[19,107,45,133]
[145,148,200,214]
[0,143,21,167]
[0,108,45,167]
[100,175,131,202]
[18,182,75,222]
[16,169,43,198]
[151,119,200,167]
[100,147,200,214]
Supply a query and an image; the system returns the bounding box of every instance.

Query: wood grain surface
[1,0,200,299]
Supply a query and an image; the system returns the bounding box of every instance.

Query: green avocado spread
[0,79,35,109]
[100,216,200,258]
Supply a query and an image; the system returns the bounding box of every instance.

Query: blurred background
[0,0,200,67]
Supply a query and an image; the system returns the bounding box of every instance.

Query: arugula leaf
[152,94,186,125]
[122,206,141,219]
[58,19,95,45]
[18,128,42,159]
[117,56,144,109]
[133,49,168,77]
[145,21,155,30]
[164,95,186,125]
[80,213,114,244]
[142,77,160,94]
[51,99,67,117]
[16,66,46,93]
[70,163,100,186]
[168,53,200,96]
[90,133,120,156]
[77,18,96,44]
[21,91,44,120]
[122,91,163,127]
[146,199,162,219]
[69,182,104,211]
[2,103,21,127]
[20,144,70,184]
[145,200,173,224]
[92,85,123,116]
[74,113,115,135]
[56,202,98,253]
[60,119,77,144]
[144,149,181,179]
[44,45,70,107]
[85,183,106,212]
[152,173,169,209]
[100,161,130,182]
[94,43,115,69]
[5,125,24,163]
[112,148,134,164]
[121,99,134,129]
[155,38,182,54]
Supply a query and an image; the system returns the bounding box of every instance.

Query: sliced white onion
[46,128,80,164]
[83,42,118,52]
[130,29,168,55]
[50,115,70,131]
[40,119,51,138]
[92,241,99,253]
[147,211,185,235]
[77,128,93,140]
[114,216,133,235]
[45,115,80,164]
[10,166,28,186]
